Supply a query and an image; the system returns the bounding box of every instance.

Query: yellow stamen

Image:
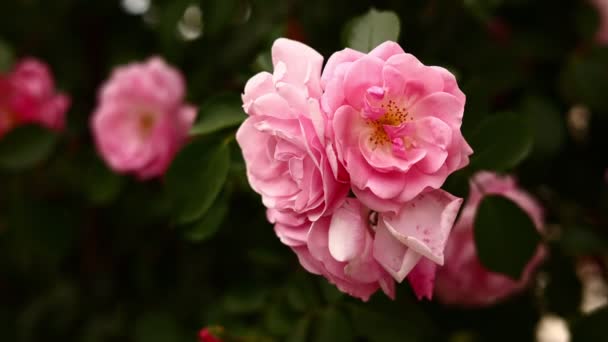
[366,100,410,148]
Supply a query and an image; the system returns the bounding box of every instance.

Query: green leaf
[254,51,273,72]
[543,250,582,317]
[560,48,608,113]
[0,38,14,72]
[264,301,294,336]
[182,192,228,242]
[572,307,608,342]
[0,125,58,171]
[474,195,541,279]
[287,317,311,342]
[468,112,533,172]
[314,307,353,342]
[347,301,431,342]
[286,273,321,312]
[133,312,182,342]
[319,279,343,304]
[201,0,240,36]
[190,94,246,136]
[82,155,124,205]
[344,8,400,52]
[521,97,565,159]
[559,225,608,255]
[166,137,231,224]
[221,288,268,315]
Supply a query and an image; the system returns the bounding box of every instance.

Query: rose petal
[373,221,423,282]
[382,190,463,265]
[272,38,324,97]
[328,199,366,262]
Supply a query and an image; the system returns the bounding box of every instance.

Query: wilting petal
[373,221,422,282]
[382,190,463,265]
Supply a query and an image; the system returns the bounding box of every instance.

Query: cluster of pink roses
[0,56,196,179]
[237,38,473,301]
[2,41,548,306]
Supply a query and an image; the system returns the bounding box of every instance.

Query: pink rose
[591,0,608,44]
[322,41,472,212]
[237,38,349,220]
[435,171,546,307]
[0,58,70,137]
[373,189,463,299]
[269,199,395,301]
[91,57,196,179]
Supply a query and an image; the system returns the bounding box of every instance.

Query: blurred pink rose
[591,0,608,44]
[237,38,349,220]
[435,171,546,307]
[322,41,472,212]
[0,58,70,137]
[373,189,463,299]
[269,198,395,301]
[91,57,196,179]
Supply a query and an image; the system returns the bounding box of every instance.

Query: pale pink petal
[382,64,406,98]
[249,92,296,119]
[321,48,365,88]
[373,221,423,282]
[369,41,406,61]
[242,72,275,113]
[343,55,384,109]
[382,190,463,265]
[328,199,366,262]
[409,92,464,126]
[271,38,324,97]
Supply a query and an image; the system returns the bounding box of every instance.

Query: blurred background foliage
[1,0,608,341]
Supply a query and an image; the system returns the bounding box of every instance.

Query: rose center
[366,99,410,148]
[138,111,157,138]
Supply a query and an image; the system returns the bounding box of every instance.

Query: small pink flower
[198,327,223,342]
[91,57,196,179]
[435,171,546,307]
[591,0,608,44]
[237,38,349,220]
[322,41,472,213]
[372,189,463,299]
[270,199,395,302]
[0,58,70,137]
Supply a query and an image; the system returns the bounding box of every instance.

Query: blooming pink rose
[372,189,463,299]
[0,58,70,137]
[322,41,472,212]
[591,0,608,44]
[91,57,196,179]
[237,38,349,220]
[269,198,395,301]
[435,171,546,307]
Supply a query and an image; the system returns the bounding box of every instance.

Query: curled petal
[382,190,463,265]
